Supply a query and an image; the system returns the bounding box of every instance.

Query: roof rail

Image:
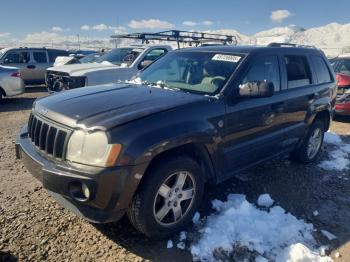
[268,42,317,49]
[111,30,237,48]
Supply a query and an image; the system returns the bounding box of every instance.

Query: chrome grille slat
[27,113,70,160]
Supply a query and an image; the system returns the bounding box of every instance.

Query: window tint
[144,48,167,61]
[333,59,350,75]
[48,50,69,62]
[310,56,332,83]
[241,55,280,91]
[284,55,311,89]
[139,52,240,94]
[3,51,30,64]
[33,52,47,63]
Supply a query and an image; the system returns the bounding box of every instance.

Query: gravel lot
[1,86,350,262]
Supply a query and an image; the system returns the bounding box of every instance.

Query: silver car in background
[0,47,68,85]
[0,65,25,99]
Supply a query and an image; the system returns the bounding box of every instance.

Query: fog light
[82,183,90,199]
[69,181,91,202]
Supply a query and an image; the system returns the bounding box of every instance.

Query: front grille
[28,114,71,159]
[46,70,86,92]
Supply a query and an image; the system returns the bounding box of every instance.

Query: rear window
[284,55,311,89]
[48,50,69,62]
[310,56,332,84]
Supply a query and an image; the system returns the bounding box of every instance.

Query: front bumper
[16,125,145,223]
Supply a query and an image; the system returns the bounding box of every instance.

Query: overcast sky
[1,0,350,42]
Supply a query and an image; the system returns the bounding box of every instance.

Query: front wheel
[127,156,204,239]
[290,120,325,163]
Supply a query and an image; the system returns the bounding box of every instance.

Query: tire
[127,156,204,239]
[290,120,325,163]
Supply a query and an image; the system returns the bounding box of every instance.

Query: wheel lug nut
[178,194,182,198]
[173,202,177,207]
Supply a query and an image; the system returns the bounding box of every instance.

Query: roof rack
[111,30,237,48]
[268,42,317,49]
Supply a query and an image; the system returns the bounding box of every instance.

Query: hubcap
[307,128,322,159]
[153,171,196,226]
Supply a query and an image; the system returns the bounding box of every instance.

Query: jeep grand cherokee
[16,44,337,238]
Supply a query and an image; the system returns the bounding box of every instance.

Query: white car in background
[0,66,25,100]
[46,45,172,92]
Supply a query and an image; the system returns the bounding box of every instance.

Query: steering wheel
[210,76,226,87]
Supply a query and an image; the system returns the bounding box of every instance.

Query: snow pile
[318,132,350,171]
[191,194,332,262]
[276,243,333,262]
[257,194,274,207]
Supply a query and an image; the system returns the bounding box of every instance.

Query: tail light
[336,73,350,87]
[11,72,21,78]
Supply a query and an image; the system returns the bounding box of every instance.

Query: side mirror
[139,60,153,70]
[239,81,274,98]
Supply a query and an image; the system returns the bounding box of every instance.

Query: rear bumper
[2,76,25,97]
[16,125,145,223]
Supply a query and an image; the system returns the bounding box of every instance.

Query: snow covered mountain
[213,23,350,57]
[6,22,350,57]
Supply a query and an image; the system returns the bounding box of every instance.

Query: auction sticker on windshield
[212,54,241,63]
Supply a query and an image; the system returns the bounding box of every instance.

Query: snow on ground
[318,132,350,171]
[190,194,332,262]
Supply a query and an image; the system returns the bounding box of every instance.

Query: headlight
[66,130,121,167]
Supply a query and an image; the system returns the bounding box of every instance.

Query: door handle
[27,65,36,69]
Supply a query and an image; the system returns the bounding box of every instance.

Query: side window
[241,55,280,92]
[33,52,48,63]
[48,50,68,62]
[310,56,332,84]
[3,51,30,64]
[284,55,311,89]
[138,48,168,69]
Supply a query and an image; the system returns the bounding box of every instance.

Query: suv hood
[34,83,205,130]
[48,62,120,75]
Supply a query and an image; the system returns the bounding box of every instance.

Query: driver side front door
[222,55,286,179]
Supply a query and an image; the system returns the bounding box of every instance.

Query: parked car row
[16,44,337,238]
[46,44,171,92]
[0,47,69,84]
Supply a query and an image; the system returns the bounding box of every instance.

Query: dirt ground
[1,86,350,262]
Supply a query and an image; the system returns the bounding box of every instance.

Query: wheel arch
[138,142,216,189]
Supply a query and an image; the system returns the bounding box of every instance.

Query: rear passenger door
[280,55,316,149]
[32,50,50,83]
[223,54,286,177]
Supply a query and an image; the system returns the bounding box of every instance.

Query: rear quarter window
[310,55,332,84]
[284,55,311,89]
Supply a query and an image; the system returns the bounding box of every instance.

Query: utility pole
[77,34,80,50]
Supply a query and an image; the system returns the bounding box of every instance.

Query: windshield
[0,49,4,59]
[95,48,142,66]
[334,59,350,75]
[139,51,242,94]
[79,53,101,63]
